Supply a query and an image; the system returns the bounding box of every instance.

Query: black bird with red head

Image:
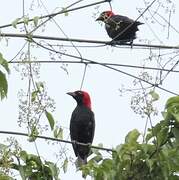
[67,90,95,165]
[96,11,143,43]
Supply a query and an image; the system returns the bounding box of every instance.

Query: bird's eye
[103,13,110,20]
[77,91,82,95]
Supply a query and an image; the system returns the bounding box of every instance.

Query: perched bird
[67,90,95,165]
[96,11,143,44]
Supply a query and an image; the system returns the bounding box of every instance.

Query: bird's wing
[70,106,95,158]
[112,15,143,26]
[111,15,135,24]
[70,107,95,143]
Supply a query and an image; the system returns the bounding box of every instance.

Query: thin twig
[32,39,179,96]
[0,130,115,152]
[9,60,179,73]
[0,0,107,29]
[111,0,157,41]
[80,63,88,90]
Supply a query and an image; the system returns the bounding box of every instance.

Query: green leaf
[89,154,103,163]
[152,120,166,135]
[27,154,41,166]
[172,127,179,144]
[0,71,8,100]
[165,96,179,109]
[169,175,179,180]
[146,158,154,172]
[12,18,21,28]
[33,16,39,26]
[36,81,44,92]
[161,111,172,121]
[163,110,173,122]
[20,150,28,162]
[28,125,39,142]
[0,143,8,150]
[62,8,68,16]
[149,90,159,101]
[171,112,179,124]
[26,34,33,43]
[31,90,38,102]
[145,131,153,143]
[125,129,140,144]
[0,174,13,180]
[0,53,9,100]
[46,161,60,180]
[100,159,113,175]
[53,127,63,139]
[19,165,26,180]
[157,126,169,146]
[62,158,68,173]
[45,110,55,130]
[23,16,29,25]
[0,53,10,74]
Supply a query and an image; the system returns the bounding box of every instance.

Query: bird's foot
[129,40,134,48]
[106,40,116,46]
[106,40,126,46]
[110,39,134,48]
[86,142,91,147]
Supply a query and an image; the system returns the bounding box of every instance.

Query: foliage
[18,81,56,141]
[0,139,60,180]
[12,16,40,29]
[0,53,10,100]
[80,96,179,180]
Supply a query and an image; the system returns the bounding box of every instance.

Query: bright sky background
[0,0,179,179]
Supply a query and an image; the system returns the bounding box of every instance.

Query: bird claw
[129,40,134,48]
[87,142,91,146]
[106,40,130,46]
[106,39,134,48]
[106,40,122,46]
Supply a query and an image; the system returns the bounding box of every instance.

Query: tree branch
[31,39,179,96]
[0,0,107,29]
[1,33,179,49]
[9,60,179,73]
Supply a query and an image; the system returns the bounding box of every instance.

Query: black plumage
[67,91,95,165]
[96,11,143,43]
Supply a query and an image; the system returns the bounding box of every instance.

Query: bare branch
[0,130,115,152]
[1,33,179,49]
[0,0,107,29]
[9,60,179,73]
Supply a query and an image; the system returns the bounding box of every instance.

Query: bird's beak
[67,92,76,97]
[96,15,103,21]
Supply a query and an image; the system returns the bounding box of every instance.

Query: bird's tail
[75,156,87,168]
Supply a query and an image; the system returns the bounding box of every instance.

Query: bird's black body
[70,105,95,162]
[96,11,143,43]
[105,15,143,41]
[67,91,95,165]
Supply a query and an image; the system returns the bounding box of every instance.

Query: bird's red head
[96,11,115,21]
[67,90,92,109]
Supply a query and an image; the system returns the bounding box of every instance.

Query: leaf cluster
[0,143,60,180]
[0,53,9,100]
[81,96,179,180]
